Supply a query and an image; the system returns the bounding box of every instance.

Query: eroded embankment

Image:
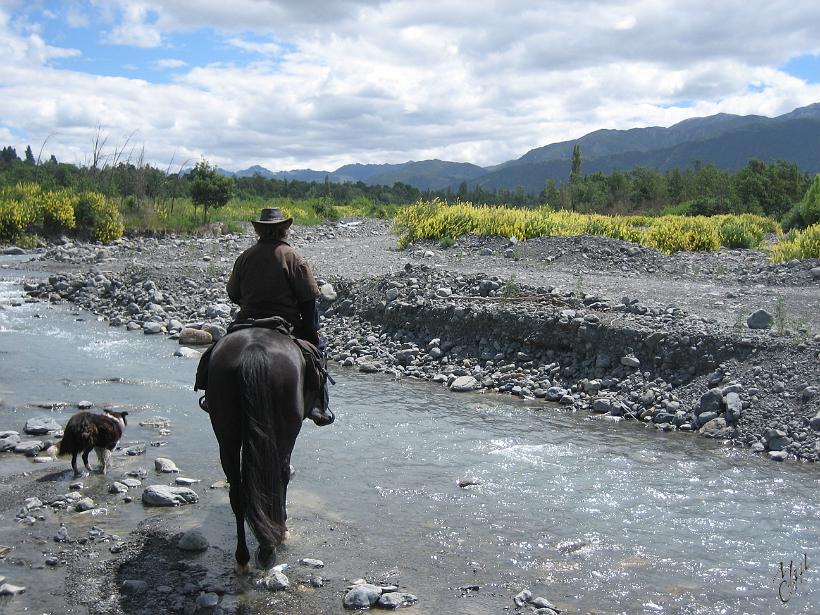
[323,265,820,462]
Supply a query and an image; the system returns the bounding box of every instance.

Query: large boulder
[178,328,213,346]
[142,485,198,507]
[24,416,62,435]
[450,376,479,392]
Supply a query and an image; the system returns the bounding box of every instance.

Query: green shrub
[717,217,763,249]
[76,192,124,242]
[799,174,820,226]
[781,203,805,231]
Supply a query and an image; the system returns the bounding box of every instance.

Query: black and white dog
[58,410,128,476]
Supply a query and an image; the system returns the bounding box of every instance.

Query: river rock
[513,589,532,607]
[747,309,773,329]
[142,322,163,335]
[699,417,735,438]
[154,457,179,473]
[174,347,201,359]
[591,397,611,413]
[698,389,724,415]
[205,303,231,319]
[202,323,226,341]
[724,392,742,423]
[14,441,42,455]
[0,433,20,451]
[801,386,818,403]
[178,328,213,345]
[545,386,566,401]
[298,558,324,568]
[259,570,289,591]
[768,451,789,461]
[378,592,418,608]
[531,596,558,610]
[24,416,62,435]
[810,414,820,433]
[343,584,382,608]
[319,283,337,302]
[124,444,146,456]
[109,482,129,494]
[75,497,95,512]
[3,246,25,255]
[178,529,209,551]
[142,485,198,506]
[0,582,26,595]
[620,355,640,368]
[450,375,478,392]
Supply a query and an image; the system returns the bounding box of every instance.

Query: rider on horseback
[196,207,334,426]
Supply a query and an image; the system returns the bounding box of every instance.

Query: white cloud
[156,58,187,68]
[103,4,162,47]
[227,37,282,56]
[1,0,820,172]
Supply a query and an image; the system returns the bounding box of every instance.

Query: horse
[205,326,321,572]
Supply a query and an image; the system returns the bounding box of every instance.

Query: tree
[799,173,820,226]
[570,144,582,182]
[190,160,233,223]
[24,145,35,165]
[569,143,582,211]
[542,179,560,206]
[0,146,18,165]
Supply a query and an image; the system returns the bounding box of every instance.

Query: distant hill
[221,103,820,194]
[475,103,820,192]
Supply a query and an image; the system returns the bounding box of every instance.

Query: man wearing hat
[196,207,333,425]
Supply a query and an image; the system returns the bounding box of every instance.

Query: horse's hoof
[255,546,276,570]
[234,562,251,576]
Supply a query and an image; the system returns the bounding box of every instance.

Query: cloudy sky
[2,0,820,172]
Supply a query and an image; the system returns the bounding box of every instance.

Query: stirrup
[198,396,209,413]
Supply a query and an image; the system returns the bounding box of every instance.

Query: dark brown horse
[205,327,319,572]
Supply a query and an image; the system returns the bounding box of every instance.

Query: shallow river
[0,260,818,614]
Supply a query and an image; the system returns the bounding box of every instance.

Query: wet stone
[343,584,382,608]
[178,529,209,552]
[377,592,418,608]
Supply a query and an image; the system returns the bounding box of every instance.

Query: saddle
[195,317,334,424]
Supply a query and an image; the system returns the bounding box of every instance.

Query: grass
[118,196,387,234]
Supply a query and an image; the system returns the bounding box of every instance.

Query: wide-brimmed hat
[251,208,293,231]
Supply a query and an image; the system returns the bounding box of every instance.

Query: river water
[0,259,818,614]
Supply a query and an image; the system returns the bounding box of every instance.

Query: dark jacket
[226,238,320,333]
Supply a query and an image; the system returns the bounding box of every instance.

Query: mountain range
[220,103,820,194]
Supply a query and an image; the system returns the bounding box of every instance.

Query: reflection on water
[1,267,818,614]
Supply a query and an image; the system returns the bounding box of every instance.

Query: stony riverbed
[1,219,819,613]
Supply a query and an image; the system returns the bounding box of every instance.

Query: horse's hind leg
[220,447,250,574]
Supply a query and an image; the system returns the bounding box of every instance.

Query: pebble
[298,558,324,568]
[259,570,289,591]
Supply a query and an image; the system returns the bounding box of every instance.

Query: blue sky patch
[12,2,290,84]
[781,53,820,84]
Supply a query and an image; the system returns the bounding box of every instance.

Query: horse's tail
[239,343,285,547]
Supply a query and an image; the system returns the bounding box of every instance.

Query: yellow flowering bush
[76,192,124,243]
[393,200,784,254]
[0,183,42,239]
[770,224,820,262]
